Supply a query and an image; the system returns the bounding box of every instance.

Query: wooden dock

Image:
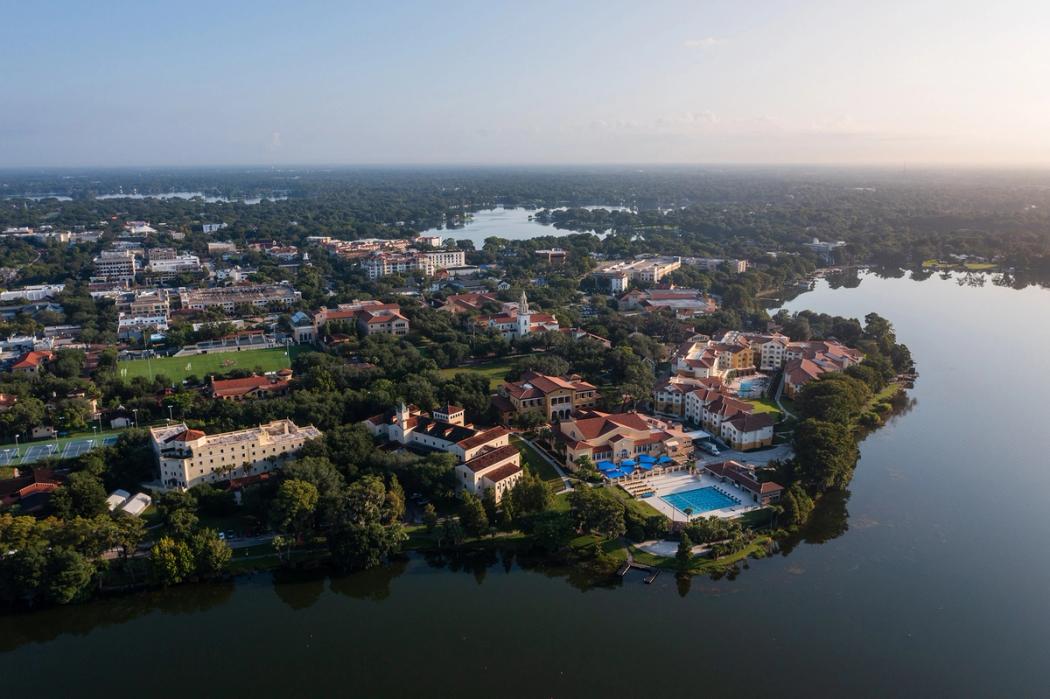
[618,561,660,584]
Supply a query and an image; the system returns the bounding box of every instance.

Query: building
[207,241,239,255]
[364,403,511,462]
[653,375,723,418]
[618,287,717,318]
[592,257,682,292]
[362,250,466,279]
[681,257,748,273]
[436,292,503,314]
[782,340,865,397]
[127,289,172,318]
[364,402,520,500]
[720,412,775,451]
[553,410,693,470]
[178,284,301,312]
[475,291,561,340]
[702,460,784,505]
[202,223,228,234]
[304,301,409,342]
[11,350,54,375]
[149,419,322,491]
[210,370,293,400]
[535,248,568,264]
[454,443,523,503]
[117,313,169,340]
[493,371,599,423]
[414,234,443,248]
[147,250,202,277]
[0,284,65,302]
[93,250,138,282]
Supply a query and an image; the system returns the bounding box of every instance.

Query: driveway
[697,443,793,466]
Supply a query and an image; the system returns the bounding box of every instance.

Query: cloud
[270,131,282,149]
[682,37,727,49]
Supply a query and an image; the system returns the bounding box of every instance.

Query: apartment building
[93,250,138,282]
[177,284,301,312]
[149,419,323,490]
[592,256,682,292]
[362,250,466,279]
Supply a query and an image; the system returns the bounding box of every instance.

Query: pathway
[516,434,573,493]
[773,373,796,419]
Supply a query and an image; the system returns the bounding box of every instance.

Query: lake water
[94,191,286,204]
[424,206,628,247]
[3,270,1050,696]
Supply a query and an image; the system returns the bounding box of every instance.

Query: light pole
[132,408,139,428]
[167,405,174,423]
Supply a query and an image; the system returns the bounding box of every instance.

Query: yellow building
[150,419,322,490]
[493,371,599,423]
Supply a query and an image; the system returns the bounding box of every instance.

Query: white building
[150,419,323,491]
[0,284,65,302]
[93,250,138,282]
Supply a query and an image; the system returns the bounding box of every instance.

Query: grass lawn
[922,259,997,271]
[744,398,783,420]
[607,484,665,520]
[117,346,302,382]
[511,435,563,483]
[437,357,515,390]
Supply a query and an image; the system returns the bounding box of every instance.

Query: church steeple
[518,290,530,315]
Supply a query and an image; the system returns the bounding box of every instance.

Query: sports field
[0,433,120,466]
[117,347,295,382]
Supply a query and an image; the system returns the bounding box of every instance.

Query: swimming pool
[661,486,739,515]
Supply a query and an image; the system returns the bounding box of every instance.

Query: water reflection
[0,580,234,651]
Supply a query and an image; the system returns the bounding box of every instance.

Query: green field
[437,358,514,390]
[511,435,563,483]
[118,347,295,382]
[744,398,783,419]
[922,259,997,271]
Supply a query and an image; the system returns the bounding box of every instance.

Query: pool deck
[632,472,764,521]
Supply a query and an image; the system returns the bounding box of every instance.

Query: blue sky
[2,0,1048,166]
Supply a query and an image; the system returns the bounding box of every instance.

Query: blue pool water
[661,486,739,515]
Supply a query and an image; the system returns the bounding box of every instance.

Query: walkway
[515,434,573,493]
[773,373,796,419]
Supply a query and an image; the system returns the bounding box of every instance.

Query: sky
[2,0,1049,167]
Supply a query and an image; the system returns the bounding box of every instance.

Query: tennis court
[22,443,60,463]
[62,439,96,459]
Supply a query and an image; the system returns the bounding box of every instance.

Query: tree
[528,511,573,553]
[190,529,232,576]
[422,503,439,533]
[51,471,108,519]
[509,470,551,516]
[781,484,815,527]
[567,488,626,539]
[150,536,195,585]
[459,492,489,537]
[676,532,694,572]
[44,547,96,604]
[269,479,319,543]
[793,419,859,492]
[166,508,200,540]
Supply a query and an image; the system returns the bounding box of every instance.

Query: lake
[2,270,1049,697]
[94,191,287,204]
[424,206,628,247]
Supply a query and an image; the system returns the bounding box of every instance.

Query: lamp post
[132,408,139,428]
[167,405,174,423]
